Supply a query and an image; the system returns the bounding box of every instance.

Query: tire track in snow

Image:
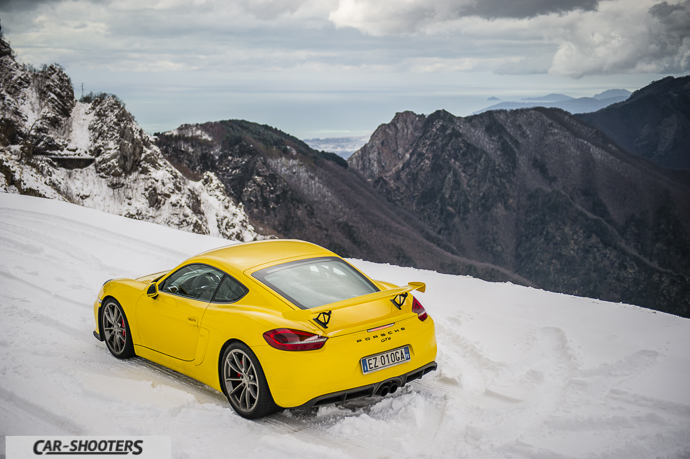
[0,208,194,261]
[0,270,85,315]
[0,209,194,298]
[413,378,522,410]
[0,385,85,436]
[413,326,578,454]
[256,385,449,459]
[608,389,690,419]
[258,414,372,459]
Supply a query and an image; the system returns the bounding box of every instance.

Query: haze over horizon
[1,0,688,139]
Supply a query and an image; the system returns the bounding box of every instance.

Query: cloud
[0,0,54,13]
[232,0,316,20]
[3,0,687,85]
[549,0,690,77]
[0,0,114,14]
[462,0,598,20]
[648,0,690,72]
[495,55,553,75]
[407,56,478,72]
[328,0,599,35]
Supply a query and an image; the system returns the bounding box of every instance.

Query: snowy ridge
[0,38,260,242]
[166,125,215,143]
[1,194,689,459]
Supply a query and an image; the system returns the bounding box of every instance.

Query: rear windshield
[253,257,379,309]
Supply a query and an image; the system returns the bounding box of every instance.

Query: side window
[212,275,248,303]
[160,264,223,301]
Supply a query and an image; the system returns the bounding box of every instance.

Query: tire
[221,342,279,419]
[101,298,135,359]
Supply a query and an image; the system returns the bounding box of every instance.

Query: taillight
[411,297,428,321]
[263,328,328,351]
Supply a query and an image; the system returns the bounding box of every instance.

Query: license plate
[361,346,411,374]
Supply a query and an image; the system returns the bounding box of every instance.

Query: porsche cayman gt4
[93,240,437,419]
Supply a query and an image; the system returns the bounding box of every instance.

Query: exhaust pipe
[377,379,403,397]
[379,384,390,396]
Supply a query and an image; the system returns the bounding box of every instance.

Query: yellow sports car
[93,240,437,419]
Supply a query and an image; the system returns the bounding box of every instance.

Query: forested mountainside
[0,35,259,241]
[576,75,690,170]
[156,121,524,283]
[349,108,690,317]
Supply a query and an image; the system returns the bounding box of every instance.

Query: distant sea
[303,136,371,158]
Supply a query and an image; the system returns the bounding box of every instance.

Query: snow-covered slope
[1,194,689,459]
[0,36,259,242]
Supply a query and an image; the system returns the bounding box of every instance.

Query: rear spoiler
[282,282,426,323]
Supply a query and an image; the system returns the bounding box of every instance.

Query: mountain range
[475,89,632,115]
[1,33,689,317]
[349,107,690,317]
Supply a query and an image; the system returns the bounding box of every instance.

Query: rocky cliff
[0,35,259,242]
[349,107,690,317]
[348,111,426,181]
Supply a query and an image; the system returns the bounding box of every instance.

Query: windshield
[253,257,379,309]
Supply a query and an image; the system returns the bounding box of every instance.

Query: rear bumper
[296,361,437,410]
[256,314,437,408]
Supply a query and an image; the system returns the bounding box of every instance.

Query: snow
[16,82,39,128]
[64,102,95,156]
[1,193,689,459]
[166,126,214,143]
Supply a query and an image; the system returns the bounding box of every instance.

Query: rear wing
[281,282,426,324]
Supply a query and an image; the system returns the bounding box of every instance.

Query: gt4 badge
[390,292,408,310]
[314,310,332,328]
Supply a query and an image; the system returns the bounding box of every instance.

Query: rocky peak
[34,64,75,121]
[348,110,426,180]
[0,48,76,158]
[0,34,13,58]
[88,95,148,176]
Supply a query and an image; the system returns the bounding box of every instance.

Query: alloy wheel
[103,301,127,355]
[224,349,260,413]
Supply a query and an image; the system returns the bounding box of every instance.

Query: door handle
[187,317,199,327]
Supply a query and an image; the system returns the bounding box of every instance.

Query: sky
[1,0,689,139]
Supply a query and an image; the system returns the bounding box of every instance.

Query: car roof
[191,239,336,273]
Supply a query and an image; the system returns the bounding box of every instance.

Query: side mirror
[147,282,159,299]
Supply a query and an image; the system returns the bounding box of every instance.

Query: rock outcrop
[0,35,259,242]
[348,111,426,181]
